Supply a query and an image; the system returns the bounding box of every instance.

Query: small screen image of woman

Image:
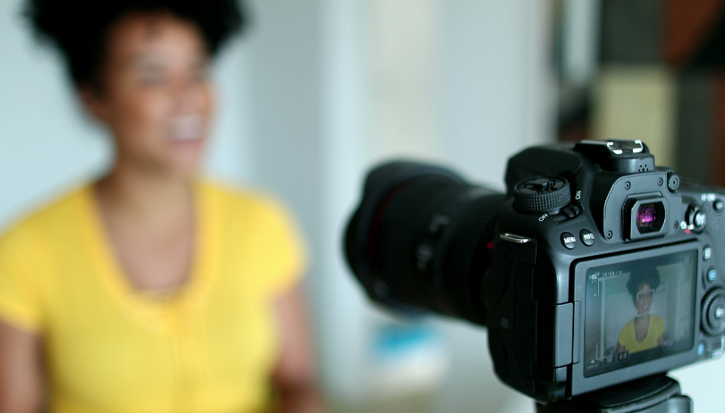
[616,268,666,354]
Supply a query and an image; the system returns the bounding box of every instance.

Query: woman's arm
[0,321,43,413]
[271,284,323,413]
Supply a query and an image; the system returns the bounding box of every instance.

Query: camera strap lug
[501,233,533,244]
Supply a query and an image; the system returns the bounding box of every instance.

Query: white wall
[439,0,555,188]
[312,0,554,410]
[0,0,107,228]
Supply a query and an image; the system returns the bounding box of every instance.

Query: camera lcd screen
[583,250,697,377]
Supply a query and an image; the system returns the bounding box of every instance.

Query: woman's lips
[169,115,203,142]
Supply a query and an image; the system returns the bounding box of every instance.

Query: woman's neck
[634,314,650,327]
[94,162,195,227]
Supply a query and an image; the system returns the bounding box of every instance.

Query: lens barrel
[344,161,506,326]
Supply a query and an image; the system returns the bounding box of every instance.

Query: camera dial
[702,288,725,337]
[513,176,571,213]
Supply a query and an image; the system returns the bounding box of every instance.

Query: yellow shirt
[0,181,307,413]
[618,315,665,354]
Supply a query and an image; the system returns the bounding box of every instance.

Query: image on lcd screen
[583,250,697,377]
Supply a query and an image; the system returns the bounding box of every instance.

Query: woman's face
[635,283,655,316]
[84,12,214,178]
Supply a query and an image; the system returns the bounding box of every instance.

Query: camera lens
[344,161,506,326]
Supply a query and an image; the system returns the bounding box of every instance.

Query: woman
[0,1,320,412]
[616,268,665,355]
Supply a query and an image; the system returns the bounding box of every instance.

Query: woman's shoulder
[198,179,307,292]
[620,318,636,333]
[197,179,292,218]
[0,185,90,252]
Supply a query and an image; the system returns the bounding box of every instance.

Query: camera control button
[686,206,707,231]
[561,232,576,249]
[715,200,724,213]
[704,246,713,261]
[695,211,707,228]
[707,267,718,282]
[698,342,706,356]
[559,204,582,219]
[580,230,595,246]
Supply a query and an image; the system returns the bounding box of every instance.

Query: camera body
[488,140,725,401]
[344,139,725,404]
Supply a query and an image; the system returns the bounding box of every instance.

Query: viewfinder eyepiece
[636,202,664,233]
[625,197,668,240]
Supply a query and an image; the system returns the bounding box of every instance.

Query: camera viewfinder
[625,198,668,241]
[636,202,665,234]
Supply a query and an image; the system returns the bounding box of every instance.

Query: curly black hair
[24,0,246,88]
[626,268,661,301]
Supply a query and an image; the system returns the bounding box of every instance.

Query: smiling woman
[616,268,665,355]
[0,1,320,413]
[84,13,215,180]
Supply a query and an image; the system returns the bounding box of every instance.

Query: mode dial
[513,177,571,213]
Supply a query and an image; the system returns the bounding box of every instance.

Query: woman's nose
[172,78,205,113]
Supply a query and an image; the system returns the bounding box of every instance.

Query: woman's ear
[79,85,110,124]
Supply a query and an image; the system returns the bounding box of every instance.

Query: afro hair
[24,0,246,87]
[626,268,661,301]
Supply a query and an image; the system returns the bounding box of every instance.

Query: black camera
[344,140,725,404]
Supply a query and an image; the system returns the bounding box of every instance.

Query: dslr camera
[344,140,725,405]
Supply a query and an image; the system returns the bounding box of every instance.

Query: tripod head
[536,375,691,412]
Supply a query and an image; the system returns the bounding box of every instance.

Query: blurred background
[1,0,724,411]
